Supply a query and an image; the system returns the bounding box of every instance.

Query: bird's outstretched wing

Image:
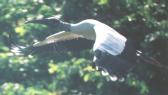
[11,31,94,56]
[33,31,84,47]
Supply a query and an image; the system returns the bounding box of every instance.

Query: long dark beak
[24,17,70,31]
[25,17,61,27]
[25,18,51,25]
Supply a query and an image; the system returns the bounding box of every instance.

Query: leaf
[48,63,58,74]
[15,26,26,36]
[97,0,109,5]
[83,66,95,71]
[83,74,90,82]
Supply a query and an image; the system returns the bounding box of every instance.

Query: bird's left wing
[93,24,127,56]
[92,25,131,79]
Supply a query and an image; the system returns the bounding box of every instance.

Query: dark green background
[0,0,168,95]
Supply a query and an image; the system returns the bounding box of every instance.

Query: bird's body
[25,19,128,56]
[12,18,163,79]
[70,19,127,56]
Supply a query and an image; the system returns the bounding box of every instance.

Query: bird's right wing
[33,31,84,47]
[11,31,94,56]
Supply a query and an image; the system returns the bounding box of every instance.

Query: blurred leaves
[96,0,109,5]
[15,26,26,36]
[48,61,59,74]
[0,0,168,95]
[0,82,58,95]
[126,76,149,94]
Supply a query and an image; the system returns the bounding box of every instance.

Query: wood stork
[12,17,163,79]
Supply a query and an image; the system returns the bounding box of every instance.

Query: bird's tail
[136,50,168,70]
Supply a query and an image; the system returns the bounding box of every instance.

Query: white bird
[12,17,163,78]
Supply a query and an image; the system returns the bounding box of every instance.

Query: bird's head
[25,17,70,31]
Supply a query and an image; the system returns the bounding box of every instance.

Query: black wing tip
[10,45,25,56]
[10,45,33,56]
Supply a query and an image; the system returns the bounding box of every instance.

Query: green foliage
[0,0,168,95]
[96,0,109,5]
[0,82,58,95]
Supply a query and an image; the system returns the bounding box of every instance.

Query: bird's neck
[59,21,71,32]
[69,20,96,41]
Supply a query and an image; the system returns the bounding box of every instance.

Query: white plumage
[14,18,138,79]
[70,19,127,55]
[31,19,127,56]
[11,18,166,80]
[93,21,127,55]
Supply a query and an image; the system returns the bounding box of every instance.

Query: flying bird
[12,17,165,80]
